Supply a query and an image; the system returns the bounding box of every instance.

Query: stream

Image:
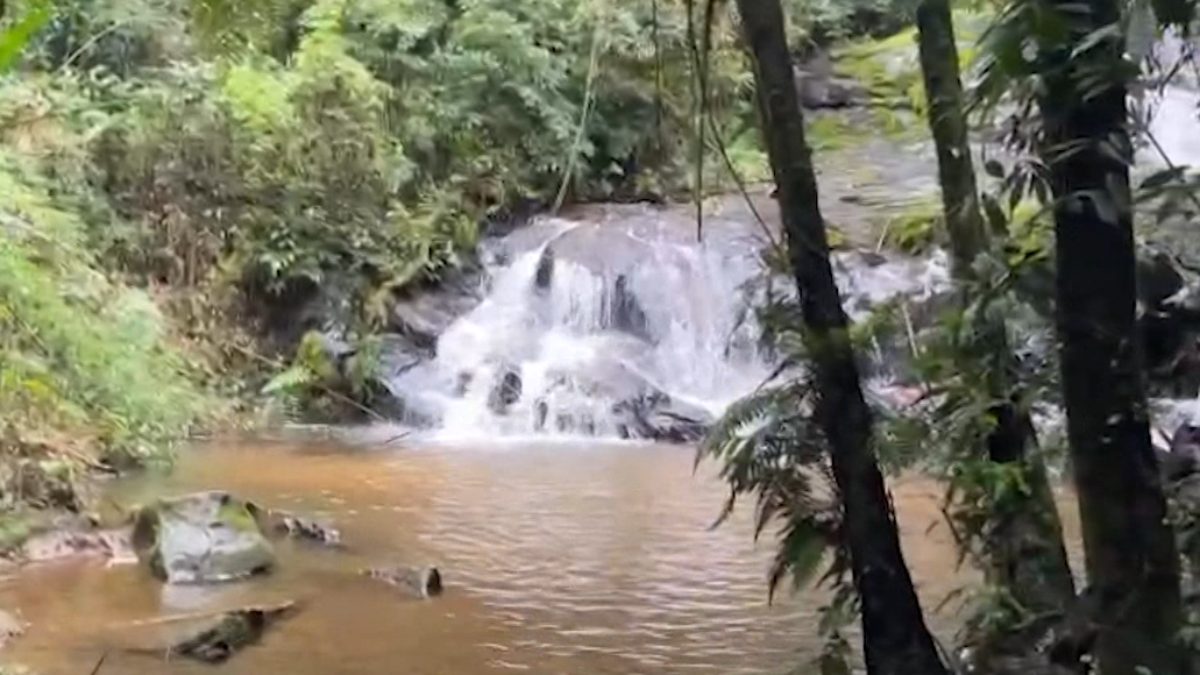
[0,438,1024,675]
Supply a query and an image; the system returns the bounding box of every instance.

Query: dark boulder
[610,275,651,342]
[131,492,274,584]
[486,366,523,415]
[534,247,555,290]
[0,609,24,649]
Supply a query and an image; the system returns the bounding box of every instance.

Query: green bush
[0,152,211,466]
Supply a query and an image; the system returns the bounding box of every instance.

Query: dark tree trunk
[915,0,985,278]
[915,0,1075,615]
[1037,0,1184,671]
[736,2,947,674]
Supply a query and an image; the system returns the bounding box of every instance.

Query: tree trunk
[736,2,947,674]
[915,0,1075,615]
[915,0,986,278]
[1037,0,1184,670]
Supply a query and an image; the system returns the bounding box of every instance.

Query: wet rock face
[610,275,651,342]
[132,492,275,584]
[389,264,485,351]
[792,52,867,109]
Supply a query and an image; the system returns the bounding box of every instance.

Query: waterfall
[386,202,950,441]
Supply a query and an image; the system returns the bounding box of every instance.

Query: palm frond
[699,377,845,600]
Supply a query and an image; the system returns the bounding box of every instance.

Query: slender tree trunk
[915,0,1075,615]
[1037,0,1184,671]
[915,0,986,278]
[737,2,946,673]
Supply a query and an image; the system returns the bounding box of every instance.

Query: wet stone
[263,510,341,547]
[131,492,275,584]
[0,609,24,648]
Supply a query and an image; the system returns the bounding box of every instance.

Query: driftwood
[362,565,443,599]
[123,601,298,664]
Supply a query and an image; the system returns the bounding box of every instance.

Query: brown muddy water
[0,437,1073,675]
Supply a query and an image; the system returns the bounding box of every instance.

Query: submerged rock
[0,609,24,648]
[21,526,133,564]
[132,492,274,584]
[363,565,443,599]
[262,510,341,548]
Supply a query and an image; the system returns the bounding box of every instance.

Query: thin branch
[59,22,126,72]
[705,110,782,252]
[553,18,604,214]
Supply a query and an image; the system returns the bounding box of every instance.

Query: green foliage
[700,379,845,600]
[0,0,52,72]
[0,152,211,467]
[836,11,986,116]
[881,199,944,253]
[782,0,918,46]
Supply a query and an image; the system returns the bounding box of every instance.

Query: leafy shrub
[0,152,211,466]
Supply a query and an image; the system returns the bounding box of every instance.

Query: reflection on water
[0,439,991,674]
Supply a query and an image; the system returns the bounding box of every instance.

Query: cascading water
[387,202,949,441]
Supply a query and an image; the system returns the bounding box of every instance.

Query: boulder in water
[486,366,523,415]
[363,565,443,599]
[132,492,274,584]
[0,609,24,648]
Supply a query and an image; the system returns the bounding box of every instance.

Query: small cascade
[386,202,950,441]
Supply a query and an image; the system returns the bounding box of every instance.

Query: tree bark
[915,0,985,279]
[915,0,1075,615]
[736,2,947,674]
[1037,0,1184,670]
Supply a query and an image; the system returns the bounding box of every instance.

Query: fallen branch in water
[88,651,108,675]
[118,601,297,629]
[121,601,299,665]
